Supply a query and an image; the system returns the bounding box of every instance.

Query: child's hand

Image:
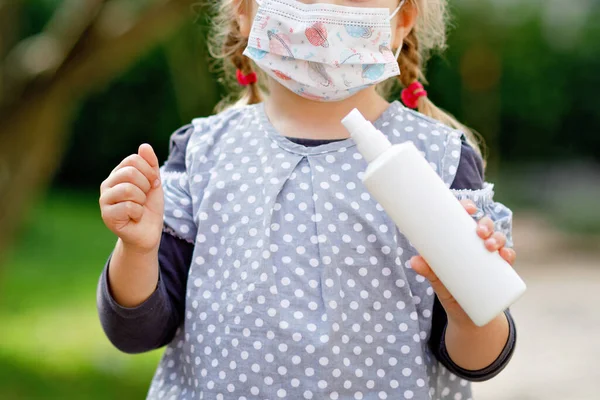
[99,144,164,253]
[410,200,517,328]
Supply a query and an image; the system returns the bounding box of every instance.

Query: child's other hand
[409,200,516,328]
[99,144,164,253]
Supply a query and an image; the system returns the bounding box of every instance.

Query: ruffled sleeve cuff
[451,183,514,248]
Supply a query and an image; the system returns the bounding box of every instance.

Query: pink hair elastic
[236,69,258,86]
[401,81,427,109]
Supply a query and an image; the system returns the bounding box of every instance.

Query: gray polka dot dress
[149,101,513,400]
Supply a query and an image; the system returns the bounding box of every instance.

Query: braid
[232,43,262,105]
[212,4,262,109]
[396,29,483,156]
[398,30,423,88]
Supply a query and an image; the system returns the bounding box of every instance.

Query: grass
[0,190,162,399]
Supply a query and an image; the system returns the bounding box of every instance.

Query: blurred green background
[1,0,599,399]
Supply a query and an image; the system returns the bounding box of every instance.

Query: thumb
[138,143,160,170]
[410,256,453,303]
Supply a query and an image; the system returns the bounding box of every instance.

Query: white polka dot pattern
[149,103,475,400]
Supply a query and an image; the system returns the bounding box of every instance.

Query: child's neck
[264,80,390,141]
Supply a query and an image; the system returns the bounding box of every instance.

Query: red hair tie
[401,81,427,109]
[236,69,258,86]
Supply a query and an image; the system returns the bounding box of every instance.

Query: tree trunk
[0,0,196,263]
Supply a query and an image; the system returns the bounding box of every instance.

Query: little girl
[98,1,518,399]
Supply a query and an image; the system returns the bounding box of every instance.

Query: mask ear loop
[388,0,406,21]
[394,43,403,60]
[389,0,407,60]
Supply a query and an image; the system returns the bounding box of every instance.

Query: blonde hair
[209,0,264,109]
[209,0,482,155]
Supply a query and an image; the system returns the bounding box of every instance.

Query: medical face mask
[243,0,405,102]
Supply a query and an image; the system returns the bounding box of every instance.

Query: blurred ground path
[473,214,600,400]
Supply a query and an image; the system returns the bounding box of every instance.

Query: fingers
[410,256,433,279]
[500,247,517,265]
[103,166,152,193]
[100,183,147,206]
[476,216,495,240]
[102,201,145,223]
[485,231,506,252]
[460,199,477,215]
[410,256,453,302]
[138,143,160,170]
[109,154,158,190]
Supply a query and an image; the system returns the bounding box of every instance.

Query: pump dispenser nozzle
[342,109,392,163]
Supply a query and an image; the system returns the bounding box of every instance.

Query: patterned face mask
[243,0,405,102]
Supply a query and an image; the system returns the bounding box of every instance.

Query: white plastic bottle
[341,108,526,327]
